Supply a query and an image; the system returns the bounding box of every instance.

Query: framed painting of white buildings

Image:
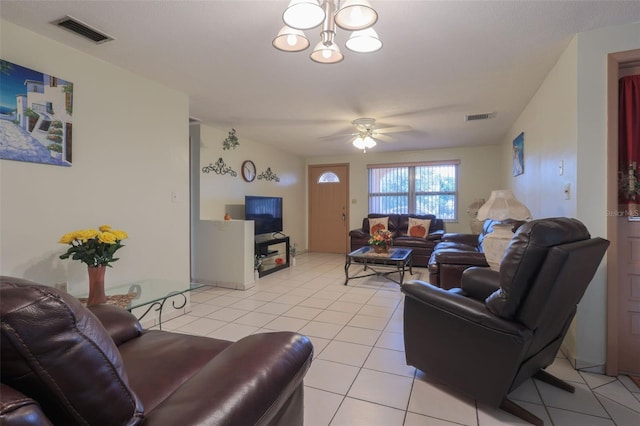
[0,59,73,167]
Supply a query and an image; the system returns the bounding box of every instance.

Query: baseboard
[192,278,255,290]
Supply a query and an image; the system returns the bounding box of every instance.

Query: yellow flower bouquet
[59,225,128,267]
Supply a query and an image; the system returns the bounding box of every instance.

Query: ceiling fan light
[335,0,378,31]
[283,0,325,30]
[363,136,377,148]
[273,26,310,52]
[353,135,376,150]
[310,40,344,64]
[345,28,382,53]
[353,136,366,149]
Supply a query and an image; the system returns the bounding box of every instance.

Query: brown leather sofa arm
[348,229,369,239]
[434,250,488,266]
[88,304,143,346]
[142,332,313,426]
[441,232,479,246]
[460,267,500,301]
[426,230,445,241]
[402,280,530,338]
[0,384,53,426]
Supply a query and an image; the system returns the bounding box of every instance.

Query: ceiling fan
[323,117,412,151]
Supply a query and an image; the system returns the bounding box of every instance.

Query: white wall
[498,21,640,370]
[309,145,502,234]
[499,37,578,219]
[0,21,190,293]
[573,22,640,370]
[198,124,307,250]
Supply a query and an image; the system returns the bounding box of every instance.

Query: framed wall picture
[513,132,524,176]
[0,59,73,167]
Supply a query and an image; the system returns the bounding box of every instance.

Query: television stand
[255,236,290,277]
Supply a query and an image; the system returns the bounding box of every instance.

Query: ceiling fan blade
[345,136,358,145]
[375,125,412,134]
[319,131,357,141]
[374,134,396,143]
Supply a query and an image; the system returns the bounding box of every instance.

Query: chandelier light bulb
[350,7,363,23]
[272,25,310,52]
[283,0,325,30]
[335,0,378,31]
[345,28,382,53]
[310,40,344,64]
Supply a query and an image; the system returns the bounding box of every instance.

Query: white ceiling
[2,1,640,157]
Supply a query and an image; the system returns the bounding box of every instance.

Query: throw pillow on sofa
[369,217,389,235]
[408,218,431,238]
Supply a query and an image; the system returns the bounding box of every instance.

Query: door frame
[605,49,640,376]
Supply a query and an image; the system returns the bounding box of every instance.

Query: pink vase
[87,266,107,305]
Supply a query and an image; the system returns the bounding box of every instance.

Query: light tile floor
[162,253,640,426]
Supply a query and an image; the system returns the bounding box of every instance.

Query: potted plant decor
[58,225,128,305]
[290,243,297,266]
[254,254,263,281]
[368,229,393,253]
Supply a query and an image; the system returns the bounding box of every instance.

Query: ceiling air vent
[465,112,496,122]
[52,16,114,44]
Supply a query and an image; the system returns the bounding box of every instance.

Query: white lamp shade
[273,26,310,52]
[310,41,344,64]
[283,0,325,30]
[345,27,382,53]
[466,198,486,215]
[335,0,378,31]
[477,190,531,221]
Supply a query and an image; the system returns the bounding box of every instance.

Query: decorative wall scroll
[257,167,280,182]
[202,157,237,176]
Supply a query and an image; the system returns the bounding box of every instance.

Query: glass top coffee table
[344,246,413,286]
[75,279,205,329]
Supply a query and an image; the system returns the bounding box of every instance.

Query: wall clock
[241,160,256,182]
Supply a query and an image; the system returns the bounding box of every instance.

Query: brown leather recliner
[0,277,313,426]
[402,217,609,426]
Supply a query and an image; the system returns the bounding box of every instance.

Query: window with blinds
[368,161,459,221]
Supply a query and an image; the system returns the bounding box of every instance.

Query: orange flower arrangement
[368,229,393,247]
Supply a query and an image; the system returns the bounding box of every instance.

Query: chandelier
[273,0,382,64]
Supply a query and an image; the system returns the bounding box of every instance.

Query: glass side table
[74,279,206,329]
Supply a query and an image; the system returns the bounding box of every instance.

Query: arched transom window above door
[318,172,340,183]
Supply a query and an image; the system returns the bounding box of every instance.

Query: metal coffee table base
[344,247,413,286]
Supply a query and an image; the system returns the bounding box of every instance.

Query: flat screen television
[245,196,283,235]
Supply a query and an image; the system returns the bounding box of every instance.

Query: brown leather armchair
[402,218,609,425]
[0,277,313,426]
